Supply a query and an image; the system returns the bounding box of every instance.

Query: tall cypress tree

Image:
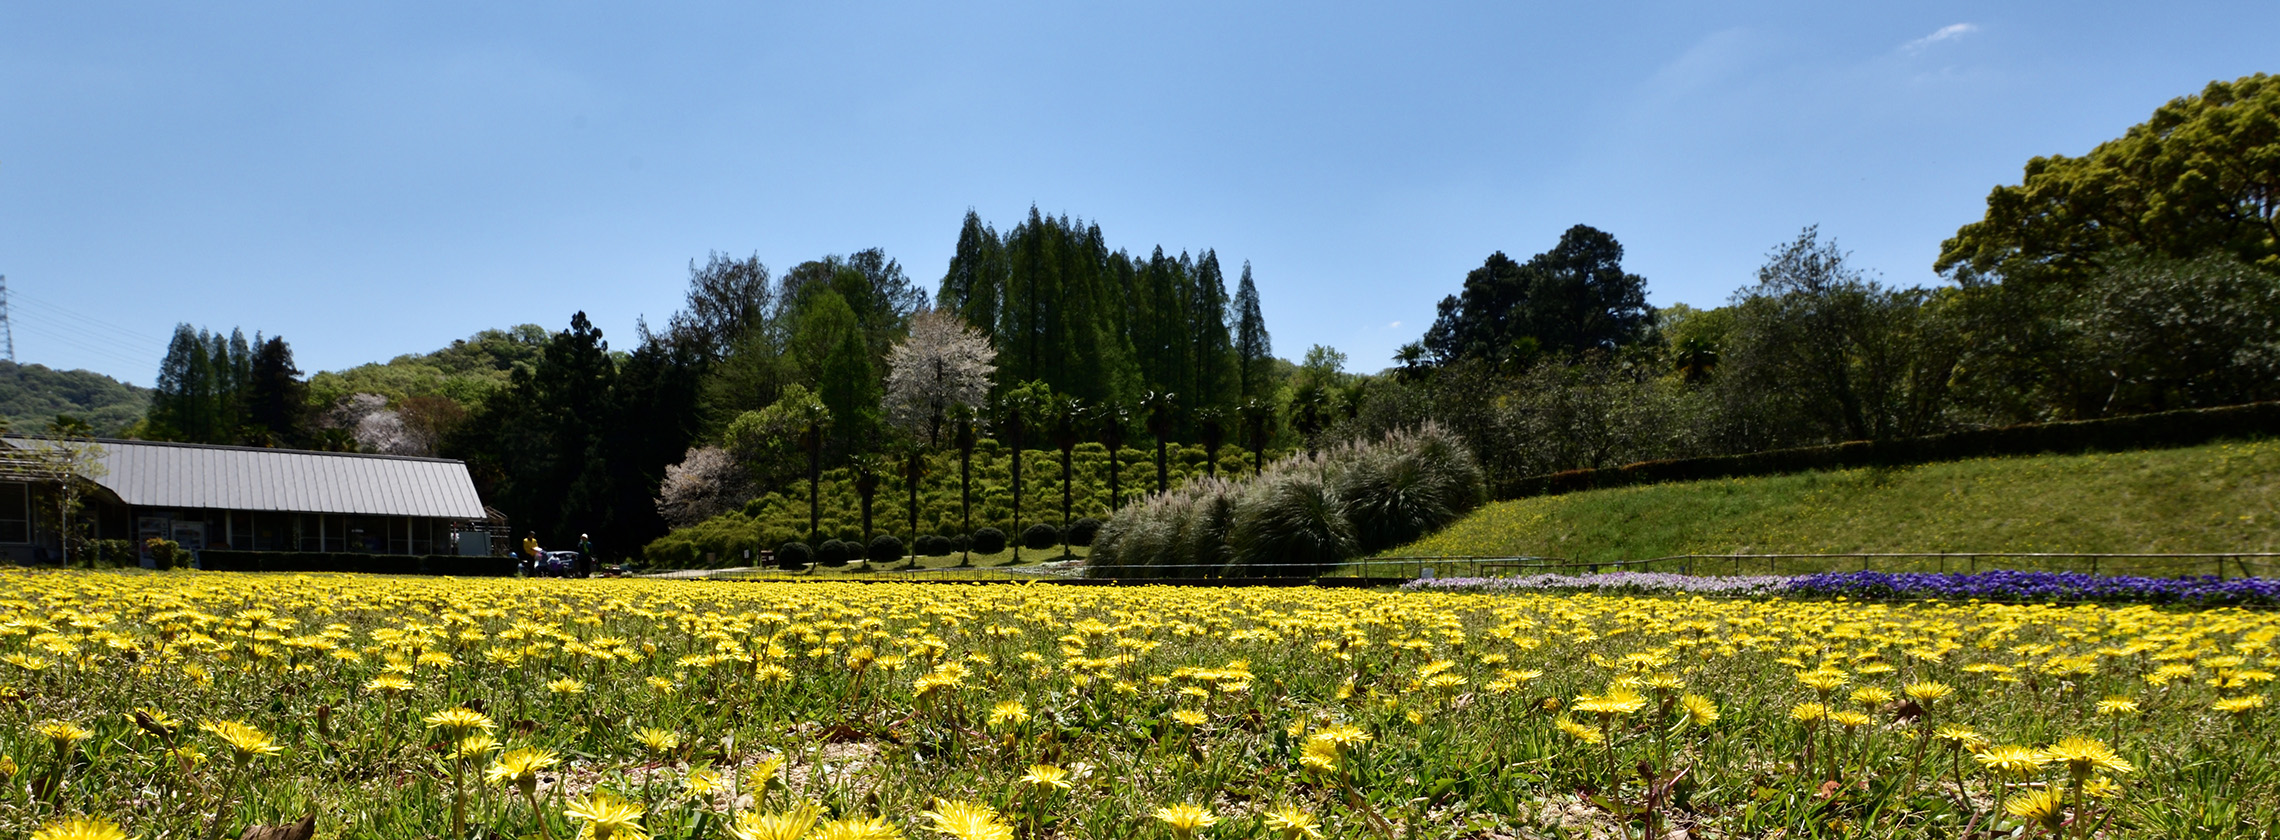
[243,336,307,446]
[1233,262,1273,401]
[1187,249,1236,420]
[939,211,1005,342]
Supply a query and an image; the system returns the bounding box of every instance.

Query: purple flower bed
[1784,570,2280,606]
[1404,572,1792,596]
[1404,568,2280,606]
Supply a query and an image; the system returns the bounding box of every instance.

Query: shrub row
[1090,424,1486,580]
[1505,400,2280,498]
[195,550,519,577]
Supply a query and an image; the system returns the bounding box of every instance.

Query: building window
[0,483,27,544]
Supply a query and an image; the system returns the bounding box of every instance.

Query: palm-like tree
[1196,407,1227,478]
[852,454,883,545]
[950,404,978,567]
[1139,390,1178,494]
[1051,397,1086,554]
[1097,403,1130,510]
[998,387,1041,564]
[900,440,927,568]
[1239,397,1273,474]
[798,400,832,542]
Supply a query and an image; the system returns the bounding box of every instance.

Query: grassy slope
[1392,439,2280,570]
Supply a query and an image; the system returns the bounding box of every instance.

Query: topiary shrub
[1021,523,1061,550]
[867,535,905,565]
[815,539,852,567]
[1066,517,1102,547]
[969,527,1007,554]
[916,534,953,556]
[144,538,184,571]
[776,541,813,569]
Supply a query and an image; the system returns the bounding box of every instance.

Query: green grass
[1390,438,2280,575]
[700,545,1092,580]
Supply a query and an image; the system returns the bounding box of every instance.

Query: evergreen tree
[150,324,236,443]
[796,291,882,459]
[1187,250,1237,420]
[243,336,307,446]
[939,211,1006,343]
[1233,262,1273,401]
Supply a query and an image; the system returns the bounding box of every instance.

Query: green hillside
[0,361,150,436]
[1392,439,2280,566]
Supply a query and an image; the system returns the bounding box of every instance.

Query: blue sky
[5,3,2275,386]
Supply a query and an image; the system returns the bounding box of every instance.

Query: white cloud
[1386,321,1402,330]
[1902,23,1978,53]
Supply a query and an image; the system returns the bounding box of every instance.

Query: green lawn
[695,544,1091,580]
[1388,438,2280,576]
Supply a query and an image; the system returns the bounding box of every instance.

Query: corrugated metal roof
[7,438,487,518]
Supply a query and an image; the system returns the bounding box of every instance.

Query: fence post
[1970,555,1978,574]
[1862,555,1871,572]
[1683,555,1694,576]
[2218,556,2227,581]
[2091,555,2099,576]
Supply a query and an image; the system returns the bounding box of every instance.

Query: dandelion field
[3,572,2277,839]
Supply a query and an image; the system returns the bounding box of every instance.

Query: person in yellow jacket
[521,533,543,573]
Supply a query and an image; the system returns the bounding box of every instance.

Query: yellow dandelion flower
[2043,735,2132,779]
[2096,696,2140,716]
[29,815,133,840]
[36,720,92,752]
[2003,786,2067,833]
[565,791,648,840]
[485,748,560,795]
[918,799,1012,840]
[634,727,681,756]
[987,700,1029,728]
[1903,681,1954,704]
[1974,744,2050,776]
[1555,717,1604,745]
[1018,763,1071,790]
[453,734,501,761]
[1171,709,1208,727]
[1573,686,1647,717]
[1679,694,1719,727]
[813,815,904,840]
[1152,803,1218,837]
[364,674,414,695]
[1830,710,1874,729]
[684,765,723,797]
[1935,724,1985,750]
[1299,738,1343,772]
[1265,806,1323,840]
[1789,702,1829,723]
[199,719,283,763]
[547,677,587,695]
[1313,723,1372,747]
[423,707,495,739]
[2213,695,2266,716]
[726,806,819,840]
[1849,687,1894,708]
[1797,671,1847,695]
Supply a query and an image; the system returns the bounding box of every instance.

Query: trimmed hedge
[1021,523,1061,550]
[1503,400,2280,499]
[194,550,517,577]
[970,527,1007,554]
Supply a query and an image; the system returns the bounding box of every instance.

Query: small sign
[1419,567,1436,579]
